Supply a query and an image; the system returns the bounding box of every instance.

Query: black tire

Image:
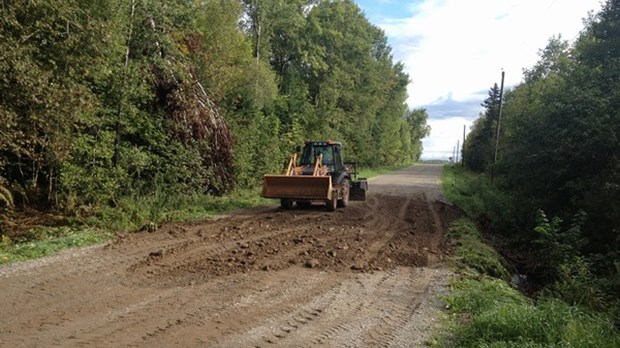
[337,178,350,208]
[280,198,293,210]
[297,201,311,209]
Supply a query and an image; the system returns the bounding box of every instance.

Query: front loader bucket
[262,175,333,200]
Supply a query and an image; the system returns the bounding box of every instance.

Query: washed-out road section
[0,164,458,347]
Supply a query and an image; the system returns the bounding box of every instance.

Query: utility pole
[452,146,456,164]
[462,124,466,167]
[456,140,460,163]
[493,70,505,164]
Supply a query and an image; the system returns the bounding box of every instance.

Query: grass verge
[440,165,620,347]
[1,227,109,264]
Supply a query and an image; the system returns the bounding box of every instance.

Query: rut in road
[0,191,459,347]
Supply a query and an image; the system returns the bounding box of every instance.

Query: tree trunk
[114,0,137,167]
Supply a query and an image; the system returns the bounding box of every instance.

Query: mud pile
[118,194,459,288]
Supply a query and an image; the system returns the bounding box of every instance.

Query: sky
[354,0,604,159]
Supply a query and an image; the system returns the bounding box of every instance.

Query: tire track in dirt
[212,267,442,348]
[0,164,458,347]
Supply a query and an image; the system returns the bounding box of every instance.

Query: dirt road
[0,164,458,347]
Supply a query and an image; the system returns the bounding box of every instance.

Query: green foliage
[442,166,488,217]
[494,0,620,285]
[442,217,620,348]
[443,158,620,346]
[85,188,270,233]
[533,210,588,282]
[403,108,431,162]
[228,111,286,189]
[0,0,101,206]
[240,0,428,168]
[547,257,614,311]
[1,0,427,214]
[0,0,430,263]
[463,84,501,172]
[357,164,410,179]
[442,165,530,238]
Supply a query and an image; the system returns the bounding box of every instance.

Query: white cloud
[421,117,472,160]
[365,0,603,160]
[375,0,603,107]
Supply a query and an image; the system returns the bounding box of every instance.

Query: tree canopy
[0,0,429,212]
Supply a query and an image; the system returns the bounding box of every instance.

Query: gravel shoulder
[0,164,457,347]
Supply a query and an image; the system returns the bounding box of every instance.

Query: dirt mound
[118,194,459,288]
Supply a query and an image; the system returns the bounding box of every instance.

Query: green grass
[1,227,110,264]
[445,276,620,347]
[357,163,411,179]
[440,164,620,347]
[445,278,620,347]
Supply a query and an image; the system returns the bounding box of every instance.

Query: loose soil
[0,164,459,347]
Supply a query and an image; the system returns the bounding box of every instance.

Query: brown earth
[0,164,459,347]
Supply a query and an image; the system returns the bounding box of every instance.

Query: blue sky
[354,0,604,159]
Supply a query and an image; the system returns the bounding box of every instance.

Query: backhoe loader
[262,141,368,211]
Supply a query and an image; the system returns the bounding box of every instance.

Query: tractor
[262,141,368,211]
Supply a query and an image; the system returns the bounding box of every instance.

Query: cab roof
[305,140,342,146]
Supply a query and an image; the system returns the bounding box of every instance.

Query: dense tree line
[464,0,619,319]
[0,0,429,213]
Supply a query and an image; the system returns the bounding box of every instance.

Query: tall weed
[533,210,588,281]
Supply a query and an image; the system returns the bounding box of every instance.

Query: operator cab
[299,141,345,173]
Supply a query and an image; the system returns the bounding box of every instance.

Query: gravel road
[0,163,458,347]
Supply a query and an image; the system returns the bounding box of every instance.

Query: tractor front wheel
[281,198,293,210]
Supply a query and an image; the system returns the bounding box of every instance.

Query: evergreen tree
[463,84,501,172]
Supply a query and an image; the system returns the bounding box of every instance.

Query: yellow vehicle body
[261,141,367,211]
